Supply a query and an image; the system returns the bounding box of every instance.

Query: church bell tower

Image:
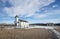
[15,15,19,28]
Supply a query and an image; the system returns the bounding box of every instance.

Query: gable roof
[19,19,28,22]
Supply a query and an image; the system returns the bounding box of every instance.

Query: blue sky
[0,0,60,24]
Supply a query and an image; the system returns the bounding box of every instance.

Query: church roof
[15,15,19,18]
[19,19,28,22]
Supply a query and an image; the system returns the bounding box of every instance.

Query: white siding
[20,22,29,28]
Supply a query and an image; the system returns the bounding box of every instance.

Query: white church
[15,15,29,28]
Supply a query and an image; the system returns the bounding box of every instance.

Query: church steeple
[15,15,19,28]
[15,15,19,18]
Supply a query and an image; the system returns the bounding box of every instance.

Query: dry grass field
[0,28,52,39]
[54,26,60,32]
[55,27,60,32]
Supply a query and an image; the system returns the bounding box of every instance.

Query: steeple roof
[15,15,19,18]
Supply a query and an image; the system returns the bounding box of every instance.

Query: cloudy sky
[0,0,60,24]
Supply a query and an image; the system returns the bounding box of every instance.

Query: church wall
[19,22,29,28]
[24,22,29,28]
[20,22,25,28]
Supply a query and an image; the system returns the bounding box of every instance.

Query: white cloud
[3,0,55,17]
[44,9,60,15]
[30,13,49,18]
[42,19,60,23]
[1,0,60,23]
[29,9,60,19]
[28,9,60,23]
[29,18,60,23]
[52,5,58,8]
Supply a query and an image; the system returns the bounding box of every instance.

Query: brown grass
[0,28,51,39]
[55,28,60,32]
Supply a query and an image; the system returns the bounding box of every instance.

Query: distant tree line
[30,23,60,26]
